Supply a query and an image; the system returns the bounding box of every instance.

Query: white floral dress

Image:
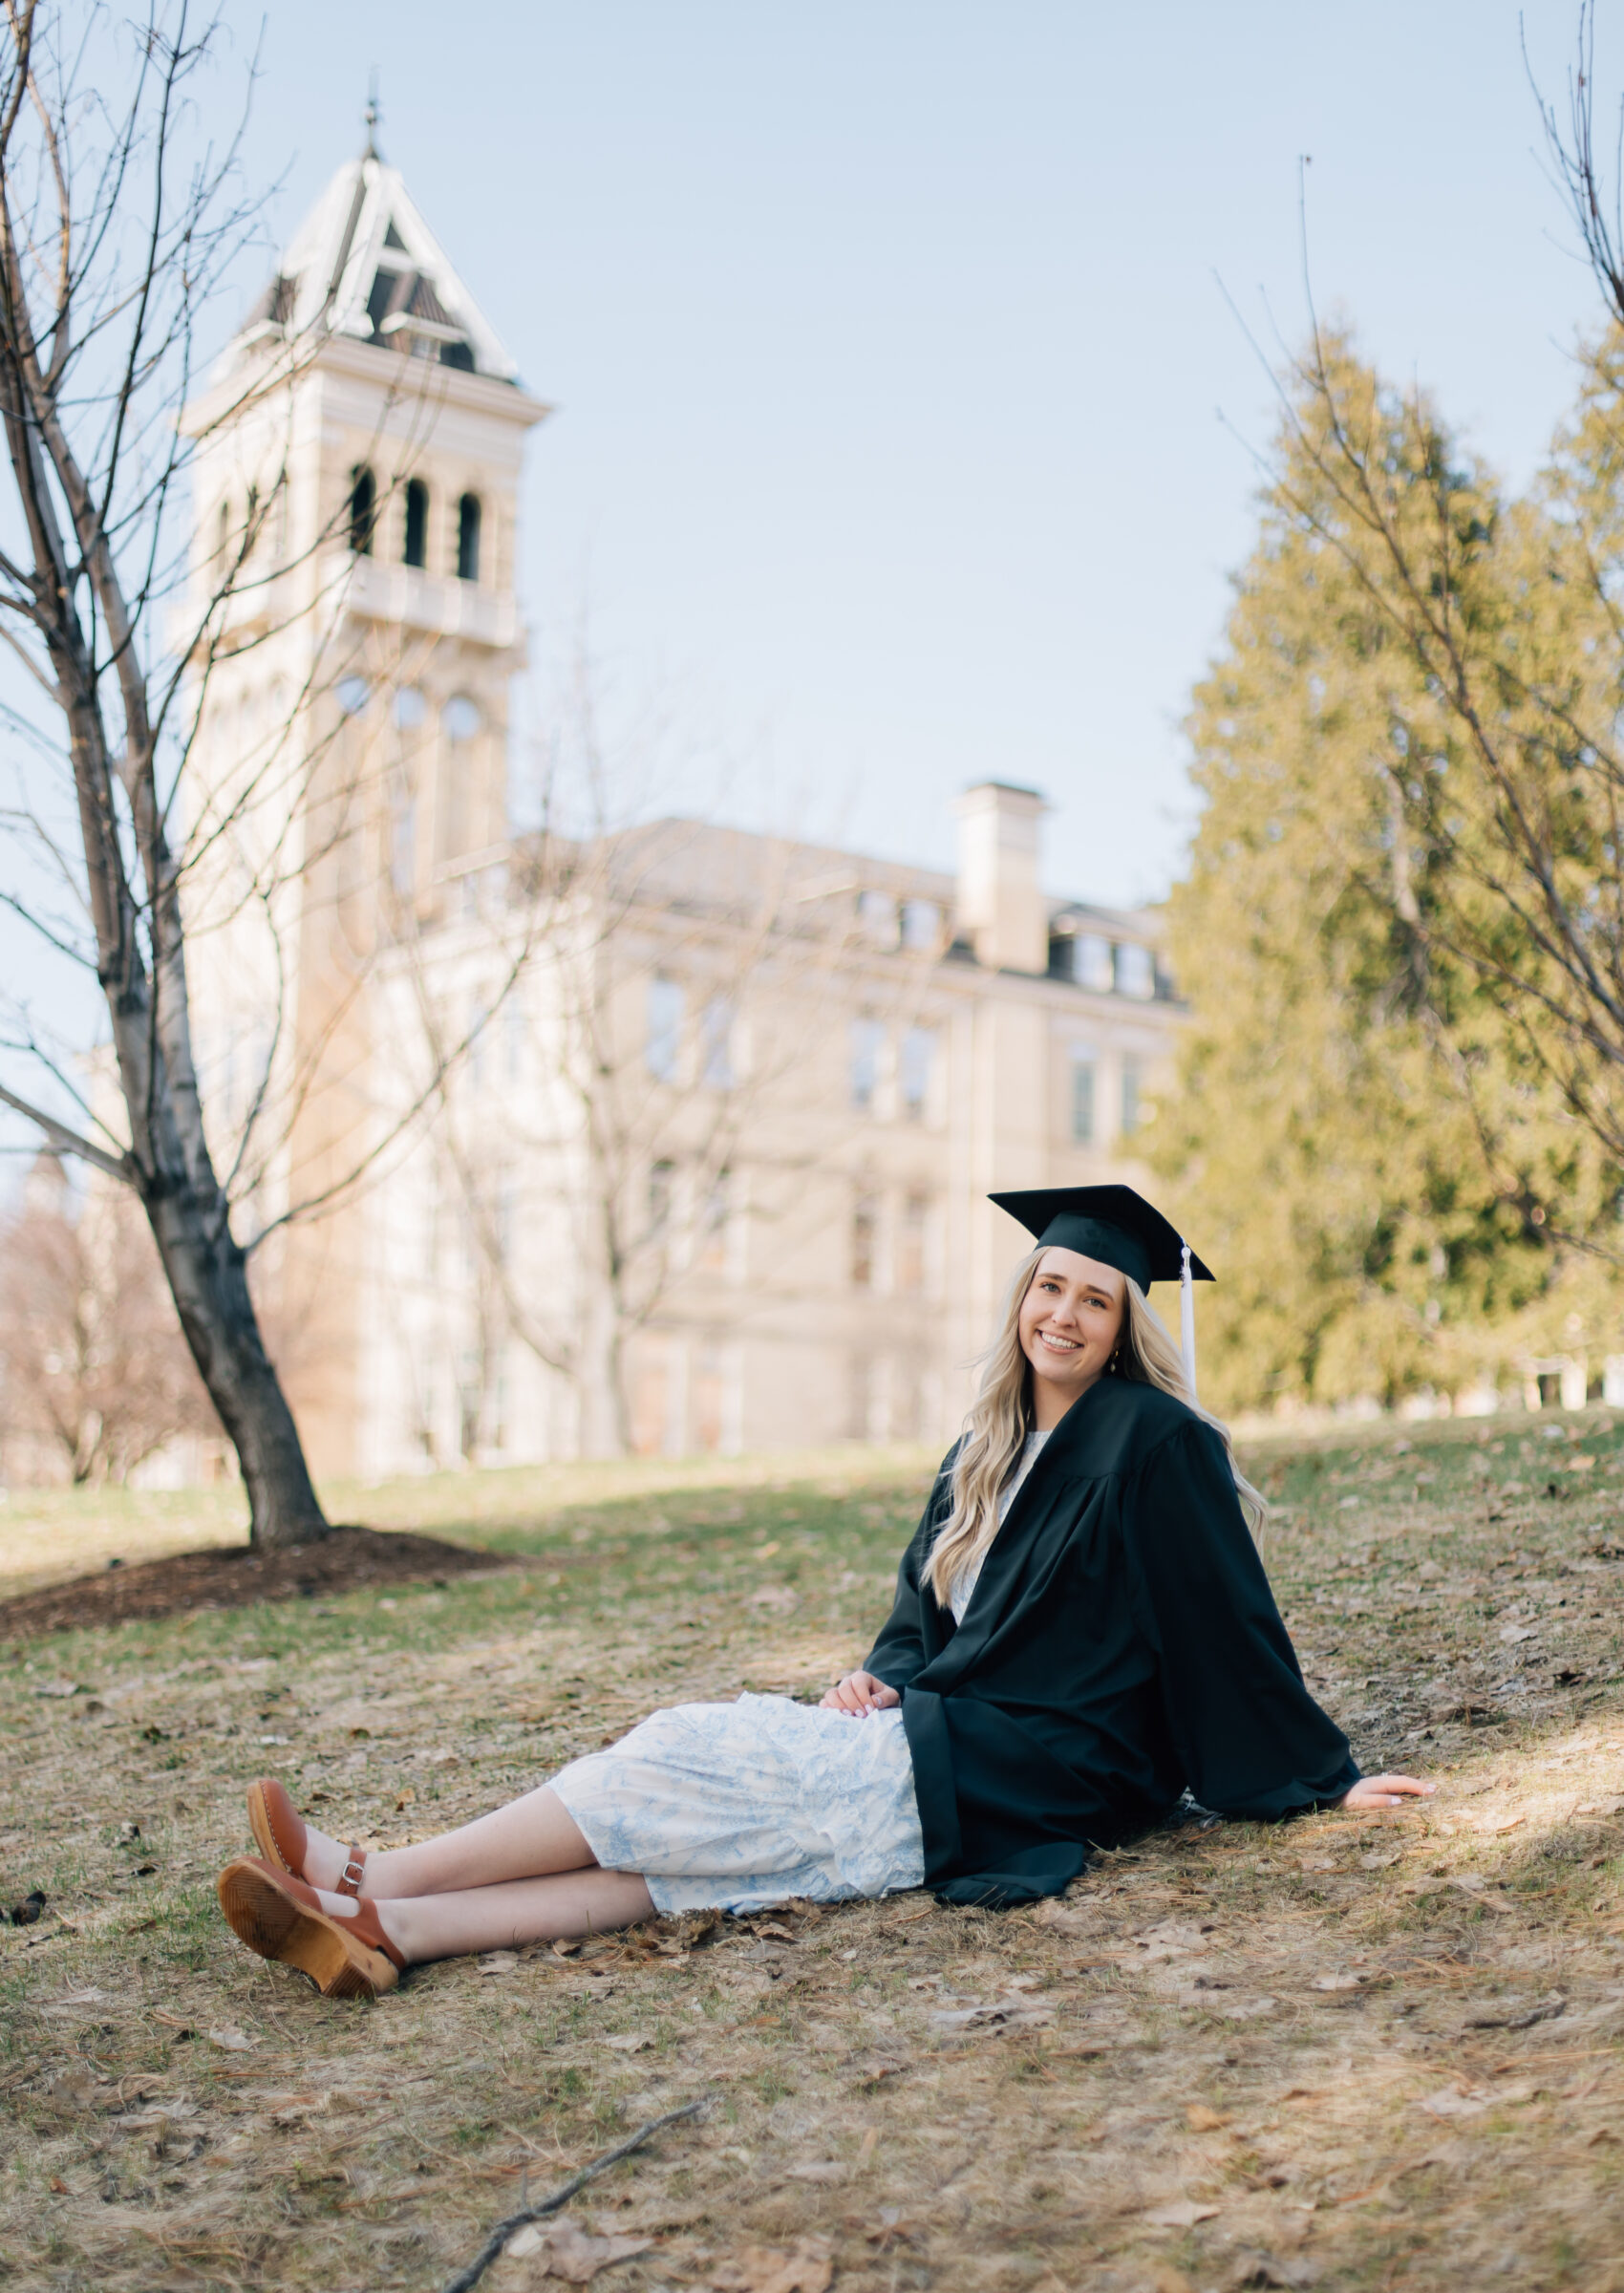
[548,1432,1050,1914]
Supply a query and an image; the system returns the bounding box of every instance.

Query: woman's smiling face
[1018,1247,1126,1421]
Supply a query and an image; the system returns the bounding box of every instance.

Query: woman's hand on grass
[821,1670,900,1717]
[1339,1772,1435,1811]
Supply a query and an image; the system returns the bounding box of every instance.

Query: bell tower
[180,137,548,1475]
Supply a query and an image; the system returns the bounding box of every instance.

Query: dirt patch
[0,1523,507,1639]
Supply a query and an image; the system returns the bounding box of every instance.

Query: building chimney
[953,782,1049,972]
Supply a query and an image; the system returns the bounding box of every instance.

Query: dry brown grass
[4,1422,1624,2291]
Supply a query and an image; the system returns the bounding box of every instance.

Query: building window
[897,1193,928,1295]
[467,996,491,1091]
[901,898,941,952]
[698,1170,732,1273]
[395,684,427,731]
[1070,1054,1096,1144]
[899,1026,934,1123]
[852,1192,878,1289]
[349,464,376,555]
[700,996,735,1090]
[1115,943,1155,999]
[442,693,481,742]
[1121,1057,1142,1137]
[389,777,417,897]
[404,477,429,568]
[858,889,898,948]
[1075,933,1113,992]
[851,1352,893,1441]
[457,491,481,582]
[849,1017,885,1112]
[694,1339,724,1451]
[646,976,683,1082]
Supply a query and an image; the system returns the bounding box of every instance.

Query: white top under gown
[548,1430,1051,1915]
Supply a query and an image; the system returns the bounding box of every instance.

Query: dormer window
[1115,943,1155,999]
[404,478,428,569]
[457,492,481,584]
[1074,933,1113,993]
[238,179,520,388]
[348,465,376,556]
[364,217,472,364]
[857,889,898,949]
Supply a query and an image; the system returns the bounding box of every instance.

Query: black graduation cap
[987,1184,1214,1294]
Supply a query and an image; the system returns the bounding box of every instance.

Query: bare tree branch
[0,1076,128,1178]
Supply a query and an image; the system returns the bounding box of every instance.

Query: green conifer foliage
[1161,334,1623,1417]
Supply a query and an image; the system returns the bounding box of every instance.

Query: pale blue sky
[1,3,1616,1180]
[229,0,1610,904]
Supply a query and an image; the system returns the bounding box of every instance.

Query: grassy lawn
[3,1419,1624,2291]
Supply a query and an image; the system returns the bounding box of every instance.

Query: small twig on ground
[437,2098,707,2293]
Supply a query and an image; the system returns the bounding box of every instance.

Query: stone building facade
[181,148,1185,1479]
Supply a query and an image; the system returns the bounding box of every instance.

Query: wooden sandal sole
[217,1864,397,2000]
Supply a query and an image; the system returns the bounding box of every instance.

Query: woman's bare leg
[310,1868,656,1961]
[300,1787,596,1897]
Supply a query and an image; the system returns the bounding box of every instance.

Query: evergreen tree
[1161,336,1621,1416]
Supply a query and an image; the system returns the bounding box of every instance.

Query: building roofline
[182,326,550,439]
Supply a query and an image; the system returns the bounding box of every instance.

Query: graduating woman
[217,1186,1431,1999]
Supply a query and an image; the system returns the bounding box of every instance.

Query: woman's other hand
[1339,1772,1435,1811]
[821,1671,900,1717]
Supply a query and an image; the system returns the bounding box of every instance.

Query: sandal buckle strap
[337,1846,367,1898]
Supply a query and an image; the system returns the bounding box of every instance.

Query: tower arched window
[349,464,376,556]
[403,477,428,569]
[456,491,481,584]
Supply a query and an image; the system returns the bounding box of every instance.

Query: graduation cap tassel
[1180,1239,1197,1402]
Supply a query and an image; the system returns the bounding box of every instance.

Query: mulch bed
[0,1524,510,1639]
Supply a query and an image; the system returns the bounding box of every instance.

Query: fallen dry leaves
[504,2214,653,2281]
[706,2238,833,2293]
[1144,2198,1221,2228]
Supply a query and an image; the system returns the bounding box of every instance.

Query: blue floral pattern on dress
[548,1691,925,1915]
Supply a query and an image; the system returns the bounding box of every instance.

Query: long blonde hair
[923,1246,1267,1608]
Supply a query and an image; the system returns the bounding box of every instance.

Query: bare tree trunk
[577,1286,631,1459]
[146,1196,327,1545]
[0,6,335,1547]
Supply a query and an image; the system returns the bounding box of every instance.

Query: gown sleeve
[1122,1421,1359,1819]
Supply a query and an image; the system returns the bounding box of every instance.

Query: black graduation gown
[864,1372,1359,1908]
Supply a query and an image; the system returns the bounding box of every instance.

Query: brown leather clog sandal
[246,1777,368,1897]
[217,1857,404,2000]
